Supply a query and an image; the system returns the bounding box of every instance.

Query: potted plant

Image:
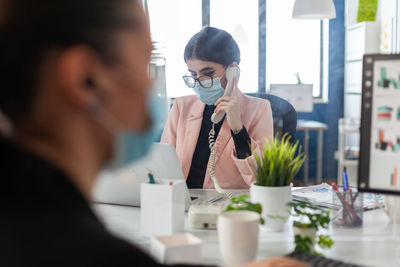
[288,201,334,256]
[250,134,306,232]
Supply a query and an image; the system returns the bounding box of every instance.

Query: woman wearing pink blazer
[161,27,273,189]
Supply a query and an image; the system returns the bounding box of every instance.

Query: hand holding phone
[211,66,240,124]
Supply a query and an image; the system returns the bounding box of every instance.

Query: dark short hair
[0,0,137,124]
[184,27,240,67]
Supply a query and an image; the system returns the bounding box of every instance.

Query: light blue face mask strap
[205,70,226,86]
[193,68,226,89]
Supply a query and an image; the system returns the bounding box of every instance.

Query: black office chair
[246,93,297,142]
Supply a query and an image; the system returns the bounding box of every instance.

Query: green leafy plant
[288,201,330,229]
[317,235,334,250]
[294,235,313,254]
[223,194,264,224]
[252,134,306,187]
[294,72,302,84]
[288,201,334,256]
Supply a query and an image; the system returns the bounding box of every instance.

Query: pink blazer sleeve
[231,100,274,186]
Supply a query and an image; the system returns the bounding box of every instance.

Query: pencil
[146,169,155,184]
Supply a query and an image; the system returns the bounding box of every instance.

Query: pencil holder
[140,179,185,237]
[332,191,363,227]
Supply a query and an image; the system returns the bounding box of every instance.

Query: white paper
[292,183,385,210]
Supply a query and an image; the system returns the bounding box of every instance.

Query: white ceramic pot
[293,226,317,245]
[217,211,260,267]
[250,183,292,232]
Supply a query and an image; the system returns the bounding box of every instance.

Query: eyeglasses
[182,74,214,88]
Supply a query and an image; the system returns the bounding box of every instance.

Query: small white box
[140,179,185,237]
[150,233,202,264]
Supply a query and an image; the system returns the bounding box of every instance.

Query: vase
[250,183,292,232]
[293,226,317,245]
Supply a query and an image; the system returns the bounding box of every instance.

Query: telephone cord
[208,123,234,199]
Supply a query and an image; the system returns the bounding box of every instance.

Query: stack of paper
[292,183,385,210]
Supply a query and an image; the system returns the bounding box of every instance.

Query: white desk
[93,198,400,266]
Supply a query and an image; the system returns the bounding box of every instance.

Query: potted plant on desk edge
[287,201,334,256]
[250,134,306,232]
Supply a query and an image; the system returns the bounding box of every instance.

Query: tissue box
[140,179,185,237]
[150,233,202,264]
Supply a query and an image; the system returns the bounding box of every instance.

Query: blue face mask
[193,76,225,105]
[99,94,165,170]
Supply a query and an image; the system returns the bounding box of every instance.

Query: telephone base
[188,203,225,230]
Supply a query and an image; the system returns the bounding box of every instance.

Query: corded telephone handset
[208,66,240,199]
[210,66,240,124]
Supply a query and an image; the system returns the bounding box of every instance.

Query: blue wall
[295,0,345,181]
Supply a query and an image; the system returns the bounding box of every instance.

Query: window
[147,0,201,98]
[266,1,325,98]
[147,0,327,99]
[210,0,259,93]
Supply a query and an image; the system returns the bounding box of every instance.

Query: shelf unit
[335,118,360,186]
[343,0,400,126]
[341,0,400,184]
[344,0,380,147]
[339,0,382,184]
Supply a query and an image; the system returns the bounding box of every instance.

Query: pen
[343,167,349,191]
[332,183,362,226]
[207,194,224,203]
[349,187,354,207]
[147,169,155,184]
[331,182,339,191]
